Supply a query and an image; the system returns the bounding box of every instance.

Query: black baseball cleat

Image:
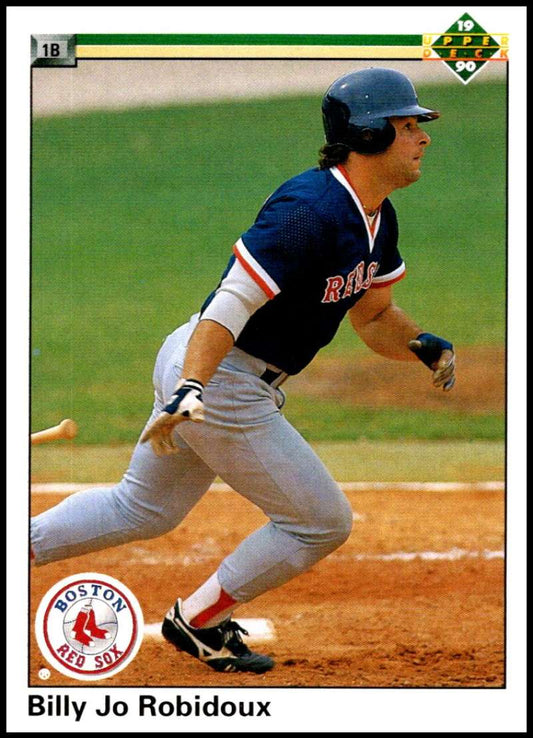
[161,599,274,674]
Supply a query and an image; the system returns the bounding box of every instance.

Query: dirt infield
[30,485,504,688]
[291,346,505,414]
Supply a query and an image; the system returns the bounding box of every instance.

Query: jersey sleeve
[371,202,406,288]
[199,258,270,340]
[234,197,327,297]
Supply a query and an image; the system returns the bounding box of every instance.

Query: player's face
[382,117,431,188]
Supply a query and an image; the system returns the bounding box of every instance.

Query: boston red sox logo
[35,572,144,681]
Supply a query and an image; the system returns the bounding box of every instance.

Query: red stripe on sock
[190,589,237,628]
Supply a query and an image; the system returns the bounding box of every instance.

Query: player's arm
[182,319,235,386]
[141,259,270,455]
[349,285,420,361]
[349,285,455,390]
[140,319,234,455]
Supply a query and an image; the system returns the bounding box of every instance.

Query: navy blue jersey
[201,165,406,375]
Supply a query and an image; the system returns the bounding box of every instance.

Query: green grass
[284,396,504,442]
[31,81,507,442]
[31,440,504,484]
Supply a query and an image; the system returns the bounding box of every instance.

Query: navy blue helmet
[322,67,440,155]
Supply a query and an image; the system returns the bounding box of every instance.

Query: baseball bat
[31,418,78,445]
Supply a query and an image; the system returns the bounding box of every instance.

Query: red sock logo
[85,607,111,639]
[70,607,95,647]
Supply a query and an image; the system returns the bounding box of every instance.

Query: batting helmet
[322,67,440,155]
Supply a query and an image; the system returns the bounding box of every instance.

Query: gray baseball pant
[31,316,353,602]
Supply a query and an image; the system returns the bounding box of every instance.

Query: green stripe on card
[76,33,422,47]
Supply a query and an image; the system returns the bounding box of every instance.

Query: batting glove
[141,379,205,456]
[408,333,456,392]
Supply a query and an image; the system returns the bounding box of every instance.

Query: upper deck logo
[35,573,144,681]
[423,13,508,84]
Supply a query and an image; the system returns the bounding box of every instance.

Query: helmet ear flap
[359,128,375,142]
[345,120,396,155]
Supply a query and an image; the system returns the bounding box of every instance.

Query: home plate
[144,618,275,642]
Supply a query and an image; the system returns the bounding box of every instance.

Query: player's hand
[408,333,456,392]
[141,379,205,456]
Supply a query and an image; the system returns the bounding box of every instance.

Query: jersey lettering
[322,276,344,303]
[322,261,379,303]
[362,262,379,290]
[342,265,357,298]
[355,261,366,293]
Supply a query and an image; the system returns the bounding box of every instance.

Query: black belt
[260,368,286,386]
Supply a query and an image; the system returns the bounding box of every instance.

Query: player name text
[28,694,272,721]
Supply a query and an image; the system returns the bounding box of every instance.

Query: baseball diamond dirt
[31,483,504,688]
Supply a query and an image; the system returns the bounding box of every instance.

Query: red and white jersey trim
[331,166,382,253]
[233,238,280,299]
[370,262,406,288]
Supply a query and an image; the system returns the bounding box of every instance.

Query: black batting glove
[408,333,456,392]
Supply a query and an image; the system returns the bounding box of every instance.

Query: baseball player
[31,68,455,674]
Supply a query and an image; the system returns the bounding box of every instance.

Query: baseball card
[6,6,526,734]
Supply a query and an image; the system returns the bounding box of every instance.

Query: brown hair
[318,143,351,170]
